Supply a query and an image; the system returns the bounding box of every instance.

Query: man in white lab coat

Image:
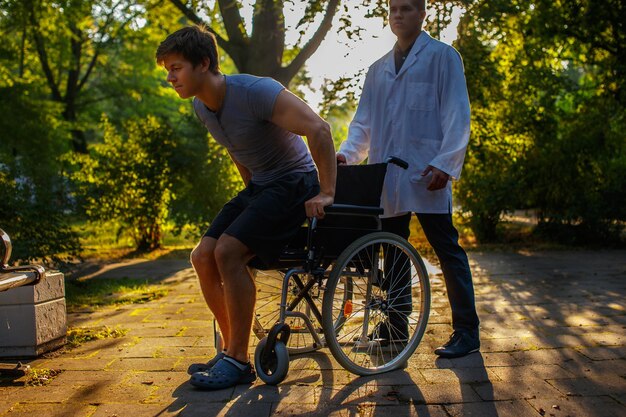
[337,0,480,358]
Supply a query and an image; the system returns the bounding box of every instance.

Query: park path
[0,249,624,416]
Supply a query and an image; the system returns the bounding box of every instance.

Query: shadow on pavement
[467,250,626,412]
[161,351,436,416]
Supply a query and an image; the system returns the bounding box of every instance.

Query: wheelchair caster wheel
[254,337,289,385]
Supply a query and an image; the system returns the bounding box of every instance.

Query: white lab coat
[339,31,471,216]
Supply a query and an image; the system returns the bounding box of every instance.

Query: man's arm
[228,151,251,186]
[270,89,336,218]
[426,47,471,189]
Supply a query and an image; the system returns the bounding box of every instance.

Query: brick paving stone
[115,342,162,358]
[472,378,563,401]
[156,346,211,358]
[124,326,183,337]
[122,370,189,387]
[272,403,450,416]
[177,401,272,417]
[35,358,116,371]
[420,367,501,384]
[59,338,128,359]
[0,393,16,416]
[90,403,181,417]
[176,326,213,337]
[489,364,576,380]
[527,395,626,417]
[509,348,589,365]
[232,383,318,404]
[546,375,626,397]
[404,352,444,368]
[477,337,541,352]
[610,392,626,406]
[174,379,237,402]
[562,358,626,378]
[127,336,199,347]
[148,383,235,405]
[47,370,127,386]
[444,399,541,417]
[106,357,178,371]
[69,382,156,404]
[576,346,626,361]
[0,383,83,405]
[392,382,482,404]
[431,352,514,368]
[0,402,95,417]
[280,367,426,387]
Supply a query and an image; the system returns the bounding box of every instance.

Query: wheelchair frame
[220,158,432,385]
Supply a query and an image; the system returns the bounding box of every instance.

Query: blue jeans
[381,213,479,332]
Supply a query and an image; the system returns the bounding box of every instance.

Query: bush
[0,171,81,263]
[68,116,176,251]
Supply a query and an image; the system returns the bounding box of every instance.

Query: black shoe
[434,330,480,358]
[366,321,409,346]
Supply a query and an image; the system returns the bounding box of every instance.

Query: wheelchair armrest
[324,204,384,217]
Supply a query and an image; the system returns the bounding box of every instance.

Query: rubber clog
[190,357,256,390]
[186,351,226,375]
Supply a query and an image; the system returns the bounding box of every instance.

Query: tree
[164,1,467,86]
[4,0,146,153]
[68,116,177,251]
[455,0,626,242]
[0,84,81,263]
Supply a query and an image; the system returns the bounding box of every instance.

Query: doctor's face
[389,0,426,41]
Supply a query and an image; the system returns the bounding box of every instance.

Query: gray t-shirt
[193,74,316,185]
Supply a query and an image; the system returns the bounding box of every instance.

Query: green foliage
[24,368,63,386]
[0,82,80,262]
[166,117,243,237]
[0,171,81,262]
[455,0,626,243]
[68,116,176,251]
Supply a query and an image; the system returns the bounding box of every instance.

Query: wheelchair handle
[386,156,409,169]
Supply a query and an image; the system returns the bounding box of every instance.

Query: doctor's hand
[422,165,450,191]
[305,192,334,219]
[336,153,347,165]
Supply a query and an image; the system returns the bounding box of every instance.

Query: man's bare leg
[214,234,256,363]
[190,237,231,350]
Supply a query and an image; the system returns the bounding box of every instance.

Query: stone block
[0,271,65,305]
[0,271,66,357]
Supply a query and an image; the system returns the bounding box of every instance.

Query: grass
[65,325,129,349]
[72,219,196,261]
[24,368,63,386]
[65,277,169,313]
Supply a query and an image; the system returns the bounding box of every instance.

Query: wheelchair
[218,157,431,385]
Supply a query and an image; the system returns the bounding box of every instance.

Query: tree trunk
[246,0,285,78]
[169,0,340,87]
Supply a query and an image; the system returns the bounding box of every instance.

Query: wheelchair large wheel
[253,269,325,354]
[322,232,430,376]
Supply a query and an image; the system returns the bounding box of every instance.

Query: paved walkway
[1,250,625,416]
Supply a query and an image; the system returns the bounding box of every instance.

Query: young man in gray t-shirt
[156,25,336,390]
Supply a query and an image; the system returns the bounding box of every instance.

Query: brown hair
[156,25,220,73]
[389,0,427,11]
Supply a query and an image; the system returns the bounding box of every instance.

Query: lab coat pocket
[407,138,441,182]
[408,82,436,111]
[410,172,431,184]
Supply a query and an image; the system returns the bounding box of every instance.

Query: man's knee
[191,238,216,269]
[214,235,251,271]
